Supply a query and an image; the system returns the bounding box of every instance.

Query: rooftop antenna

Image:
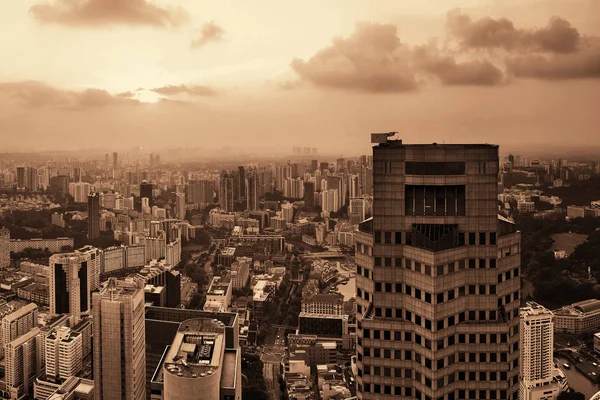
[371,132,398,144]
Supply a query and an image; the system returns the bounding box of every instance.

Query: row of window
[373,281,499,303]
[358,383,516,400]
[498,268,519,283]
[358,304,517,333]
[362,330,513,348]
[361,364,515,387]
[368,256,498,275]
[373,231,497,246]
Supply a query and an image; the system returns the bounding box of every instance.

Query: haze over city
[1,0,599,154]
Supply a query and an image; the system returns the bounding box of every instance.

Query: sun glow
[134,90,162,103]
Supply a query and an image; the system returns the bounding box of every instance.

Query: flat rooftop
[159,318,227,381]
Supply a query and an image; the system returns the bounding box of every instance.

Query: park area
[551,232,589,256]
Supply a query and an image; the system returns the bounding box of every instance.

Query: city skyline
[1,0,599,153]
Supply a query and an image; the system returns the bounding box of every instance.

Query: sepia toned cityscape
[1,1,600,399]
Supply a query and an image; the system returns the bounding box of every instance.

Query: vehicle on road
[563,363,571,369]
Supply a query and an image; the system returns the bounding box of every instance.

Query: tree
[558,391,585,400]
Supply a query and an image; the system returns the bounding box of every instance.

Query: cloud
[291,22,504,92]
[413,44,505,85]
[293,13,599,92]
[191,21,225,48]
[507,38,600,79]
[291,22,417,93]
[29,0,188,28]
[0,81,140,109]
[277,80,302,91]
[446,10,580,53]
[150,84,217,96]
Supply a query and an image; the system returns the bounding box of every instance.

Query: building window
[469,232,476,245]
[405,185,466,216]
[384,231,392,244]
[479,232,486,245]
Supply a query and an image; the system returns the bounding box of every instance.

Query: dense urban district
[0,137,600,399]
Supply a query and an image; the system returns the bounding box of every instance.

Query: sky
[0,0,599,156]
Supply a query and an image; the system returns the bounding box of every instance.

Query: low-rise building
[554,299,600,334]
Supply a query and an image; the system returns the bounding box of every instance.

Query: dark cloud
[507,38,600,79]
[29,0,188,28]
[150,84,217,96]
[291,22,417,93]
[291,22,504,92]
[293,13,599,92]
[191,21,225,48]
[447,10,580,53]
[414,45,504,86]
[0,81,139,109]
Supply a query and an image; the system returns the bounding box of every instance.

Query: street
[260,327,286,399]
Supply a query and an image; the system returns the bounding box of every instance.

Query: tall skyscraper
[175,192,186,220]
[219,172,234,212]
[49,253,91,324]
[87,192,100,239]
[16,166,26,189]
[355,136,521,399]
[140,180,153,211]
[93,278,146,400]
[304,181,315,208]
[112,152,119,170]
[519,302,559,400]
[0,227,9,269]
[238,165,246,200]
[27,166,38,190]
[246,171,259,211]
[76,245,102,291]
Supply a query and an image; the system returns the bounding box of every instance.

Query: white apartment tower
[45,326,83,381]
[1,302,39,359]
[519,302,559,400]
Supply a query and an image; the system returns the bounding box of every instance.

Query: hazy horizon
[1,0,599,153]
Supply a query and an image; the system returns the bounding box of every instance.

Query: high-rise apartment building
[112,152,119,170]
[0,227,9,269]
[93,277,146,400]
[5,327,42,398]
[304,181,315,208]
[16,166,26,189]
[45,326,83,381]
[49,253,91,324]
[355,135,521,399]
[87,192,100,239]
[1,302,39,359]
[27,167,38,191]
[219,172,234,212]
[246,171,259,211]
[238,166,246,201]
[186,179,213,205]
[140,180,153,211]
[519,302,559,400]
[175,192,186,220]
